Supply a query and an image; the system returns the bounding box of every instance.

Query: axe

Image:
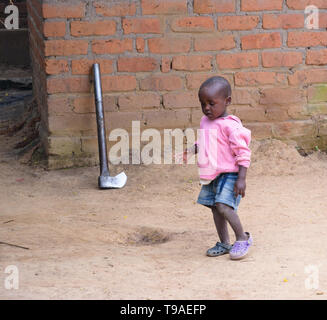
[93,63,127,189]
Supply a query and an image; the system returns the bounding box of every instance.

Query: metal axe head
[98,172,127,189]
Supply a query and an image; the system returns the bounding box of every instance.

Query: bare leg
[211,206,230,245]
[215,203,248,242]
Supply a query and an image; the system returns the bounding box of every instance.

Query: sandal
[206,242,232,257]
[229,232,253,260]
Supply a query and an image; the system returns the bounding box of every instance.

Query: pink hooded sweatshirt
[197,115,251,180]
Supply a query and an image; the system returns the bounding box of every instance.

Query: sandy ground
[1,131,327,300]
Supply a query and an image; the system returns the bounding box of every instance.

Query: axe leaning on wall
[92,63,127,189]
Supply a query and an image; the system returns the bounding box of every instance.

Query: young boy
[182,76,252,260]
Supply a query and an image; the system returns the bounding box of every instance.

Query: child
[180,76,252,260]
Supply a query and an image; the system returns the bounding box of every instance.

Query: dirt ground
[1,131,327,300]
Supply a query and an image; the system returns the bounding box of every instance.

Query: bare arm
[234,165,247,198]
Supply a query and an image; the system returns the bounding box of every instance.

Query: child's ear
[226,96,232,106]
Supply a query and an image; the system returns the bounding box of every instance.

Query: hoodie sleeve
[228,126,251,168]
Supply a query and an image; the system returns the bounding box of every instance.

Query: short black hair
[199,76,231,98]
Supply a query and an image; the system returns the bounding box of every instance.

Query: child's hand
[234,178,246,198]
[175,145,197,164]
[175,150,189,164]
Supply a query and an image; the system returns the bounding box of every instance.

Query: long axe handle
[93,63,110,177]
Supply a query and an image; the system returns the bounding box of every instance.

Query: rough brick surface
[43,21,66,38]
[172,55,212,71]
[43,3,85,18]
[148,37,191,54]
[171,17,215,33]
[216,52,259,69]
[92,39,133,54]
[26,0,327,168]
[241,32,282,49]
[94,2,137,17]
[122,18,162,34]
[71,21,116,37]
[241,0,283,11]
[262,51,303,67]
[142,0,188,15]
[218,16,260,31]
[194,0,236,14]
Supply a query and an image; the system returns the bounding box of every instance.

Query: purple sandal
[229,232,253,260]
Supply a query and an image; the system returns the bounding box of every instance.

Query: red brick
[232,88,260,106]
[43,21,66,38]
[171,17,215,32]
[216,52,259,69]
[218,15,259,31]
[287,0,327,9]
[241,0,283,11]
[71,21,116,37]
[101,76,137,92]
[288,69,327,85]
[117,57,158,72]
[163,92,199,109]
[140,75,183,91]
[94,2,137,17]
[45,40,88,57]
[186,74,234,90]
[262,51,303,67]
[136,38,145,53]
[191,108,204,126]
[48,114,96,135]
[272,120,316,138]
[194,35,235,51]
[161,57,171,73]
[319,12,327,28]
[73,95,117,113]
[105,112,143,133]
[259,88,305,105]
[142,0,187,15]
[241,32,282,49]
[306,49,327,65]
[263,14,304,29]
[232,106,267,122]
[47,77,90,94]
[43,3,85,18]
[123,18,162,34]
[45,59,69,75]
[172,55,212,71]
[48,96,72,115]
[118,93,161,111]
[288,31,327,47]
[245,122,272,139]
[143,110,191,129]
[148,37,191,54]
[92,39,133,54]
[72,59,114,75]
[194,0,235,14]
[235,72,285,86]
[264,107,289,122]
[287,105,313,120]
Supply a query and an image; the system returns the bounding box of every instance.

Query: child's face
[199,85,231,120]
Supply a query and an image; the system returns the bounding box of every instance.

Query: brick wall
[26,0,327,169]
